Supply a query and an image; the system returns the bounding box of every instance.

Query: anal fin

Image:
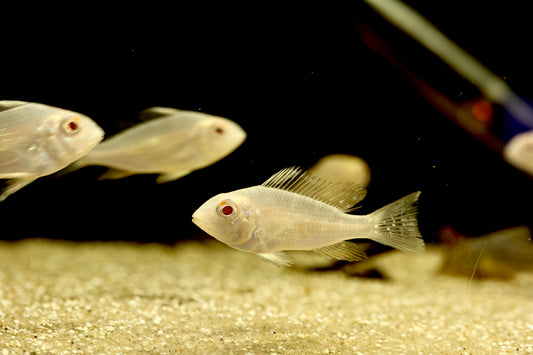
[0,178,36,202]
[98,168,136,180]
[313,241,367,262]
[258,252,294,267]
[156,170,191,184]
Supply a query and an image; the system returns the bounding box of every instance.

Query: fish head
[192,191,258,249]
[44,109,105,166]
[195,116,246,163]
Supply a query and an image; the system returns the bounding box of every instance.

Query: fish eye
[61,117,82,135]
[215,126,225,135]
[216,199,239,219]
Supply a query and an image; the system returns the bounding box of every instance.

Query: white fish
[68,107,247,183]
[192,167,425,266]
[503,131,533,176]
[0,100,104,201]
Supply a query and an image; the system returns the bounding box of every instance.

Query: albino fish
[0,100,104,201]
[439,225,533,279]
[503,131,533,176]
[308,154,371,187]
[192,167,425,266]
[68,107,247,183]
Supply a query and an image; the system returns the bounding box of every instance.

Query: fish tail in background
[368,191,425,254]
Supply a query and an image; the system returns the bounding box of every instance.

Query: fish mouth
[191,216,213,237]
[191,214,203,228]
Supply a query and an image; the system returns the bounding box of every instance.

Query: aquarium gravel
[0,239,532,354]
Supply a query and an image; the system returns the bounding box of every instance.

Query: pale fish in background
[308,154,371,187]
[0,100,104,201]
[67,107,247,183]
[192,166,424,266]
[503,131,533,176]
[439,225,533,279]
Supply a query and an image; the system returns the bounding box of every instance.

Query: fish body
[71,107,246,183]
[0,100,104,201]
[192,167,425,266]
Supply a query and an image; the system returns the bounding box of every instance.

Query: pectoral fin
[258,252,294,267]
[313,241,368,262]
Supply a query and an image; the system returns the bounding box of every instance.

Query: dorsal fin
[262,166,367,212]
[138,106,182,121]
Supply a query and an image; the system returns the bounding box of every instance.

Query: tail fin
[369,191,425,254]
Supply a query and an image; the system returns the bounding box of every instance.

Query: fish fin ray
[262,166,367,212]
[313,241,367,261]
[258,252,294,267]
[156,170,191,183]
[370,191,425,254]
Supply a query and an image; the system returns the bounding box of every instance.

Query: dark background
[1,1,533,244]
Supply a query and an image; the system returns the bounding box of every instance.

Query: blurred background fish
[438,225,533,279]
[503,131,533,177]
[64,107,246,183]
[0,101,104,201]
[308,154,371,187]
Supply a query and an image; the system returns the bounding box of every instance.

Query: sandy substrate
[0,238,532,354]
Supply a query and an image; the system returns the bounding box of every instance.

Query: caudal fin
[369,191,425,254]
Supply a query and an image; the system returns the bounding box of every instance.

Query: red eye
[62,117,82,135]
[221,205,233,216]
[69,121,79,131]
[217,200,238,219]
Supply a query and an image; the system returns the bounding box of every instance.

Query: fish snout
[191,211,204,227]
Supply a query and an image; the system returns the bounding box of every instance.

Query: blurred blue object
[503,98,533,142]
